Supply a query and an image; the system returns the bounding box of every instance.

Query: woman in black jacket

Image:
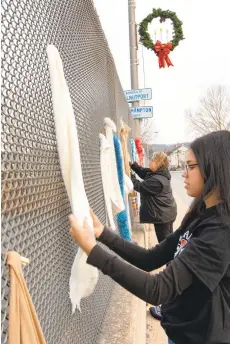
[69,131,230,344]
[130,151,177,243]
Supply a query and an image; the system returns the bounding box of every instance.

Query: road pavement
[171,171,193,228]
[171,171,192,208]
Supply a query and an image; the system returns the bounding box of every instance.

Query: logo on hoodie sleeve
[174,230,193,257]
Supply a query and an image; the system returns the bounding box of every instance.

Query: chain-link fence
[1,0,135,343]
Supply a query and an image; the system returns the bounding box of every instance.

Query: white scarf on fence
[99,133,116,230]
[104,118,124,214]
[47,45,98,314]
[99,132,133,231]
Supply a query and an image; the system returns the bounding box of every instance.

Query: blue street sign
[130,106,153,119]
[125,88,152,102]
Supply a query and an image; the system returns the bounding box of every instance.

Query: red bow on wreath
[154,40,174,68]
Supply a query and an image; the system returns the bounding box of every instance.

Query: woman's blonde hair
[152,151,169,170]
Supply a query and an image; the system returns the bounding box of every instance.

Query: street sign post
[124,88,152,102]
[130,106,153,119]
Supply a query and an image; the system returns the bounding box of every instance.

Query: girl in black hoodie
[69,131,230,344]
[130,152,178,321]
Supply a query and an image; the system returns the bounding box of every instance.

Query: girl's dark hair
[182,130,230,226]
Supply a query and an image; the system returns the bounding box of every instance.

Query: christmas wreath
[139,8,184,68]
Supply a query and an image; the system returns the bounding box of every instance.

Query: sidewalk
[96,192,187,344]
[96,228,146,344]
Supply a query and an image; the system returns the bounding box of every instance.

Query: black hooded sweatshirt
[131,162,177,224]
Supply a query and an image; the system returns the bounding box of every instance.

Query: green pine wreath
[139,8,184,52]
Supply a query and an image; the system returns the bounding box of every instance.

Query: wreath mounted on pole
[139,8,184,68]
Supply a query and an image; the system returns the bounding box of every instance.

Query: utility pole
[128,0,141,137]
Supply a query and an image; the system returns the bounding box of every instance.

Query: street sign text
[125,88,152,102]
[130,106,153,119]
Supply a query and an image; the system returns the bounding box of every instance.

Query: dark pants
[154,222,173,243]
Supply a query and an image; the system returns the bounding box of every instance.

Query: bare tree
[185,85,230,136]
[141,119,157,144]
[141,119,158,164]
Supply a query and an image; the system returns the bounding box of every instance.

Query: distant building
[166,145,189,168]
[148,142,190,168]
[151,144,171,152]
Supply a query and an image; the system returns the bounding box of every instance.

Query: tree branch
[185,85,230,136]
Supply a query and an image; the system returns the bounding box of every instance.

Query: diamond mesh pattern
[1,0,134,343]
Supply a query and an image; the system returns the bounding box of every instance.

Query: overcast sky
[94,0,230,144]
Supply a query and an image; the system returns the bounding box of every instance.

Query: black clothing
[97,226,177,271]
[87,206,230,344]
[155,222,174,243]
[88,242,193,305]
[131,162,177,224]
[163,207,230,344]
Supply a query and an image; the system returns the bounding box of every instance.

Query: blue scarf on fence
[130,138,137,162]
[113,134,131,241]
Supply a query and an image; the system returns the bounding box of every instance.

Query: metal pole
[128,0,141,137]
